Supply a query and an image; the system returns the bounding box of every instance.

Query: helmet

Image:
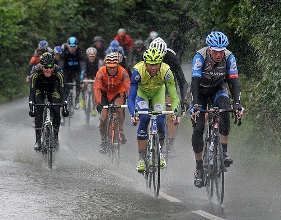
[86,47,97,56]
[143,47,163,64]
[104,52,120,67]
[67,37,78,47]
[38,40,48,49]
[206,31,229,50]
[53,46,63,54]
[170,31,178,37]
[40,52,55,66]
[110,40,119,47]
[135,39,144,46]
[93,36,103,42]
[149,37,167,55]
[149,31,159,40]
[118,28,126,34]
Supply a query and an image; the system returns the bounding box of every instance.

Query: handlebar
[103,104,127,109]
[82,79,95,83]
[35,103,63,107]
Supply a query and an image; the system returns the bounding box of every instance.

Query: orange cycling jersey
[29,56,40,65]
[94,65,130,103]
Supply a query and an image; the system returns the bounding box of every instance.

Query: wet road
[0,64,281,219]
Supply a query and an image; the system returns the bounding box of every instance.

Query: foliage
[1,0,281,144]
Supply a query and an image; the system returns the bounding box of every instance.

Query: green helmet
[143,47,163,64]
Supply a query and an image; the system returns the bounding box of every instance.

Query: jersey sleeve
[227,54,239,79]
[191,53,205,78]
[165,69,180,111]
[128,69,140,116]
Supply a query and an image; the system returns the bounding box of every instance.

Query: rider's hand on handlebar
[131,116,139,126]
[29,101,36,117]
[171,114,180,125]
[190,104,200,121]
[62,101,69,117]
[96,103,103,113]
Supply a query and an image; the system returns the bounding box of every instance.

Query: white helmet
[86,47,97,56]
[149,37,167,55]
[149,31,158,40]
[118,28,126,34]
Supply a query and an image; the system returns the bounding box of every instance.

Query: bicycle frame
[136,109,174,197]
[64,82,79,128]
[103,104,127,164]
[35,102,62,169]
[200,106,235,205]
[83,79,95,125]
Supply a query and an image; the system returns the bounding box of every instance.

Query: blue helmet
[110,40,119,48]
[67,37,78,46]
[38,40,48,49]
[206,31,229,48]
[53,46,63,54]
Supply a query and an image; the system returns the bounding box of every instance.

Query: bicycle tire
[67,93,74,128]
[85,92,91,125]
[111,117,120,165]
[152,134,161,197]
[46,125,54,169]
[203,119,214,201]
[214,139,225,205]
[145,139,152,189]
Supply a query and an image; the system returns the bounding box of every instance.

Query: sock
[196,159,203,170]
[138,149,146,160]
[222,143,228,152]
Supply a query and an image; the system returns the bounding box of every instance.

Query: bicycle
[135,108,175,197]
[35,101,63,169]
[64,82,79,128]
[103,103,127,165]
[199,104,241,205]
[82,79,95,125]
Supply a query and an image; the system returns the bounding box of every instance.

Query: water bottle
[209,140,214,164]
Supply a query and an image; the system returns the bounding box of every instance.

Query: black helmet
[40,52,55,66]
[93,36,103,42]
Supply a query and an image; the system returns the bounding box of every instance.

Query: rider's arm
[226,54,241,104]
[127,69,140,116]
[55,67,67,103]
[190,53,204,105]
[165,51,188,100]
[93,69,103,104]
[165,69,180,111]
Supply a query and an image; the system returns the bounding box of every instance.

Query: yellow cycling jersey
[133,61,179,111]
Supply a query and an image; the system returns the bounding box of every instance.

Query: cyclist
[94,52,130,153]
[29,52,69,151]
[167,31,186,65]
[60,36,86,109]
[190,31,243,188]
[128,47,180,172]
[93,36,106,60]
[144,31,159,48]
[34,40,53,55]
[113,28,135,56]
[127,39,146,72]
[53,45,63,68]
[149,37,188,148]
[25,48,45,83]
[106,40,131,77]
[80,47,103,116]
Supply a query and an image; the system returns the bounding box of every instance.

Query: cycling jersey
[29,64,66,103]
[128,61,179,116]
[191,47,240,104]
[94,65,130,103]
[84,58,103,79]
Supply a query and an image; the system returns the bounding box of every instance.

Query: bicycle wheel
[85,92,91,125]
[46,125,54,169]
[145,139,152,190]
[67,93,74,128]
[214,140,225,205]
[152,135,161,197]
[111,118,120,165]
[203,121,214,201]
